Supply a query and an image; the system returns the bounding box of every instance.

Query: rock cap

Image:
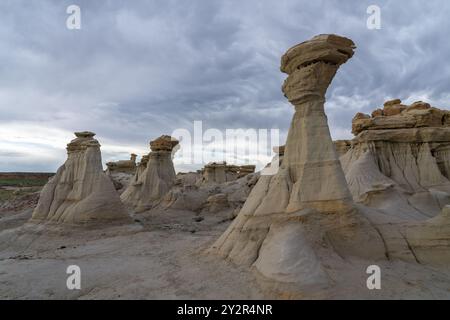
[150,135,179,152]
[281,34,355,74]
[74,131,96,138]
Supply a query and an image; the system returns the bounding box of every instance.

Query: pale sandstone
[371,108,384,117]
[200,162,255,185]
[383,104,407,116]
[106,153,138,193]
[106,153,137,174]
[384,98,402,106]
[120,135,179,212]
[341,102,450,264]
[352,99,450,135]
[344,102,450,210]
[210,35,386,291]
[409,101,431,111]
[31,132,130,224]
[333,140,351,157]
[159,171,259,215]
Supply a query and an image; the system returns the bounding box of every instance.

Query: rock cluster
[341,100,450,218]
[200,162,255,184]
[120,135,179,212]
[106,153,138,192]
[106,154,137,174]
[159,168,259,216]
[31,132,130,224]
[336,101,450,265]
[352,99,450,135]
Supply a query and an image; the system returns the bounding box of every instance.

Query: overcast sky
[1,0,450,172]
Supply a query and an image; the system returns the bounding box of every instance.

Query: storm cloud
[1,0,449,172]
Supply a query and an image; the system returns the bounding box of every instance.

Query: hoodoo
[31,131,130,224]
[210,35,386,290]
[120,135,179,211]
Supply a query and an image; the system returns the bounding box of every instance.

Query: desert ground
[1,179,450,299]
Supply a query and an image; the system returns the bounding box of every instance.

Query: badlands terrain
[1,34,450,299]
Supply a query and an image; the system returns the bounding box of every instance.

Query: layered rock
[120,135,179,212]
[106,154,137,174]
[159,170,259,216]
[136,155,150,178]
[237,165,256,178]
[200,162,255,185]
[342,100,450,219]
[201,162,230,184]
[333,140,351,157]
[210,35,386,290]
[155,161,257,216]
[272,145,285,157]
[352,99,450,135]
[204,193,229,213]
[31,132,130,224]
[106,153,137,193]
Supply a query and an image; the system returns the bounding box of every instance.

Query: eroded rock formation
[31,132,130,224]
[106,154,137,174]
[352,99,450,135]
[334,100,450,266]
[342,100,450,218]
[200,162,255,185]
[106,153,138,193]
[159,168,259,216]
[120,135,179,212]
[237,165,256,178]
[210,35,386,290]
[333,140,351,157]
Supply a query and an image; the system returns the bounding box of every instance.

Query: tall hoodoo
[120,135,179,211]
[31,131,130,224]
[280,34,354,212]
[210,35,385,288]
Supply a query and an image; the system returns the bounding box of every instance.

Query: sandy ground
[0,207,264,299]
[1,206,450,299]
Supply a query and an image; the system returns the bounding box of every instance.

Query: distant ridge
[0,172,54,187]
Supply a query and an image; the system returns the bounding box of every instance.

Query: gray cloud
[0,0,449,172]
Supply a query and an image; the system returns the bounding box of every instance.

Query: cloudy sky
[1,0,450,172]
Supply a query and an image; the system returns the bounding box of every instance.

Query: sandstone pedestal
[210,35,385,291]
[31,132,130,224]
[120,135,179,212]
